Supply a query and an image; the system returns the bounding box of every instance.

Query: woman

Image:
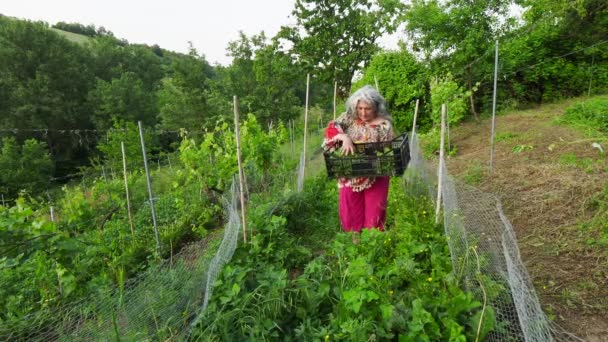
[323,85,394,233]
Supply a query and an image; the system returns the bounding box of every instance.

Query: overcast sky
[1,0,300,65]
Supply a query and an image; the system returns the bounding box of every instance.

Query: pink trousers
[339,177,390,232]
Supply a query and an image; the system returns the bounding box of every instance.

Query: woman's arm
[322,113,355,155]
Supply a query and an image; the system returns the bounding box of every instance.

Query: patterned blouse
[322,112,394,192]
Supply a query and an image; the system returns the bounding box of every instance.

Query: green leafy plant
[512,144,534,153]
[560,97,608,134]
[0,137,53,198]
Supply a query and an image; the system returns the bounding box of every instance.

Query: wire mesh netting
[1,130,583,341]
[0,178,242,341]
[406,131,583,342]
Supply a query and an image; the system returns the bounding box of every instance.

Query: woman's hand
[338,134,355,155]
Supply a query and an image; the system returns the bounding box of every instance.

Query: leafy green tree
[0,137,53,197]
[89,72,158,130]
[404,0,515,119]
[209,32,303,127]
[157,45,215,130]
[429,75,471,126]
[0,17,96,175]
[281,0,403,98]
[52,22,98,37]
[252,38,303,124]
[94,120,157,172]
[354,49,430,132]
[88,38,164,90]
[497,0,608,104]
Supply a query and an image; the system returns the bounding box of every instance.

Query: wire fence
[1,124,585,340]
[0,124,315,341]
[406,131,582,341]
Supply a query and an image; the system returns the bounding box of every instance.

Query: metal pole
[489,40,499,175]
[435,104,447,225]
[233,96,248,243]
[122,142,135,236]
[138,121,160,255]
[50,206,55,222]
[1,194,5,207]
[302,74,310,178]
[102,166,108,185]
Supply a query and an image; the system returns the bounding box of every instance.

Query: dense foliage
[358,0,608,133]
[1,0,607,338]
[0,16,312,199]
[561,96,608,134]
[280,0,403,99]
[353,50,430,133]
[0,116,294,337]
[190,178,496,340]
[2,0,607,198]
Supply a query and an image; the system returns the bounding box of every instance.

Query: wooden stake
[333,80,337,120]
[435,104,447,225]
[234,96,248,243]
[411,99,420,136]
[290,119,295,156]
[121,142,135,236]
[302,74,310,178]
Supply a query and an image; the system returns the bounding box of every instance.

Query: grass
[558,153,596,172]
[50,28,92,45]
[494,132,519,143]
[462,160,485,185]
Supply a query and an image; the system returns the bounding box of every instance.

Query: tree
[94,120,157,173]
[354,49,430,132]
[0,137,53,197]
[52,22,97,37]
[0,17,96,175]
[208,32,304,127]
[280,0,402,98]
[157,45,215,130]
[498,0,608,103]
[404,0,515,119]
[89,72,158,130]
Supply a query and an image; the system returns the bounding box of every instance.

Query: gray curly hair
[344,85,391,121]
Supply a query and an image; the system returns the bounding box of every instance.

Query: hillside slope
[50,28,91,44]
[446,97,608,341]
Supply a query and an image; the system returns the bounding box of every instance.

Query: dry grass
[446,98,608,341]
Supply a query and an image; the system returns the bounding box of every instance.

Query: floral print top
[322,112,394,191]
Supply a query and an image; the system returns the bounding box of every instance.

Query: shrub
[562,97,608,134]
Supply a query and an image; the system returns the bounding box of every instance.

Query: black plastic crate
[324,133,410,178]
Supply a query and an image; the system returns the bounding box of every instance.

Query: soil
[446,98,608,341]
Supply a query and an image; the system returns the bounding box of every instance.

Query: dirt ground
[446,99,608,341]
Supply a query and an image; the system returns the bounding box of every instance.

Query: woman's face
[356,100,377,123]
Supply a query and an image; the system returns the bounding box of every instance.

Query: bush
[562,97,608,134]
[0,137,53,197]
